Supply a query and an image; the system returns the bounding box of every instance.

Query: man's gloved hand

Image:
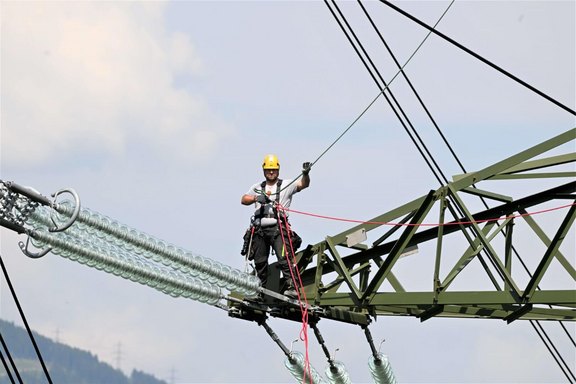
[256,194,269,204]
[302,161,312,175]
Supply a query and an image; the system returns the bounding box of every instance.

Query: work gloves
[302,162,312,175]
[256,194,270,205]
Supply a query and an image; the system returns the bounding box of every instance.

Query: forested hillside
[0,319,167,384]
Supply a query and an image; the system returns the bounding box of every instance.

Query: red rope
[276,204,312,384]
[281,202,576,227]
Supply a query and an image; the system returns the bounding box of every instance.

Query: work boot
[283,282,298,299]
[248,292,264,303]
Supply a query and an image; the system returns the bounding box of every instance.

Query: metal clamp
[18,235,52,259]
[49,188,81,232]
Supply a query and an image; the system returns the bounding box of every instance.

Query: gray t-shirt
[246,179,299,226]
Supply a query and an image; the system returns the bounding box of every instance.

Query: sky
[1,1,575,383]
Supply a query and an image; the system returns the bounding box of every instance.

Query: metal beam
[522,204,576,300]
[363,190,436,302]
[284,130,576,323]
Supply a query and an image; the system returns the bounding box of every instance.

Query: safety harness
[241,179,282,260]
[254,179,282,222]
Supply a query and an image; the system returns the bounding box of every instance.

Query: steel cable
[0,333,19,384]
[363,1,575,374]
[324,0,447,186]
[378,0,575,116]
[0,253,52,384]
[325,0,509,287]
[324,1,575,379]
[356,0,466,175]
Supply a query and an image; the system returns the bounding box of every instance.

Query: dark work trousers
[252,223,294,288]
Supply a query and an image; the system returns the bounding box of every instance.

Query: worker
[241,154,311,298]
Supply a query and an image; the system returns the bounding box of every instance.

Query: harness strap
[259,178,282,200]
[255,179,283,221]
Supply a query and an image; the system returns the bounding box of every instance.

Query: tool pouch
[241,228,253,259]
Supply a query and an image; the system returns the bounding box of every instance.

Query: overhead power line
[0,331,20,384]
[356,0,467,175]
[379,0,576,116]
[0,253,53,384]
[324,0,452,186]
[324,1,575,380]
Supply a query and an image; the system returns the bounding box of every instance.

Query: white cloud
[1,1,231,168]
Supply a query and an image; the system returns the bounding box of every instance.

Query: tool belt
[240,224,302,259]
[258,213,275,219]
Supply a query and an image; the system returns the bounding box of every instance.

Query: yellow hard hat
[262,154,280,169]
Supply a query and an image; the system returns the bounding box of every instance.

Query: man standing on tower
[241,154,311,298]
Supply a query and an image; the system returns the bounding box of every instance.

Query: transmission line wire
[306,0,452,179]
[0,331,21,384]
[378,0,576,116]
[354,3,511,288]
[375,0,574,374]
[0,254,53,384]
[356,0,467,175]
[325,1,575,379]
[273,0,452,196]
[326,0,514,292]
[325,0,510,285]
[0,347,17,384]
[355,0,523,296]
[359,4,575,376]
[530,320,576,383]
[324,0,447,186]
